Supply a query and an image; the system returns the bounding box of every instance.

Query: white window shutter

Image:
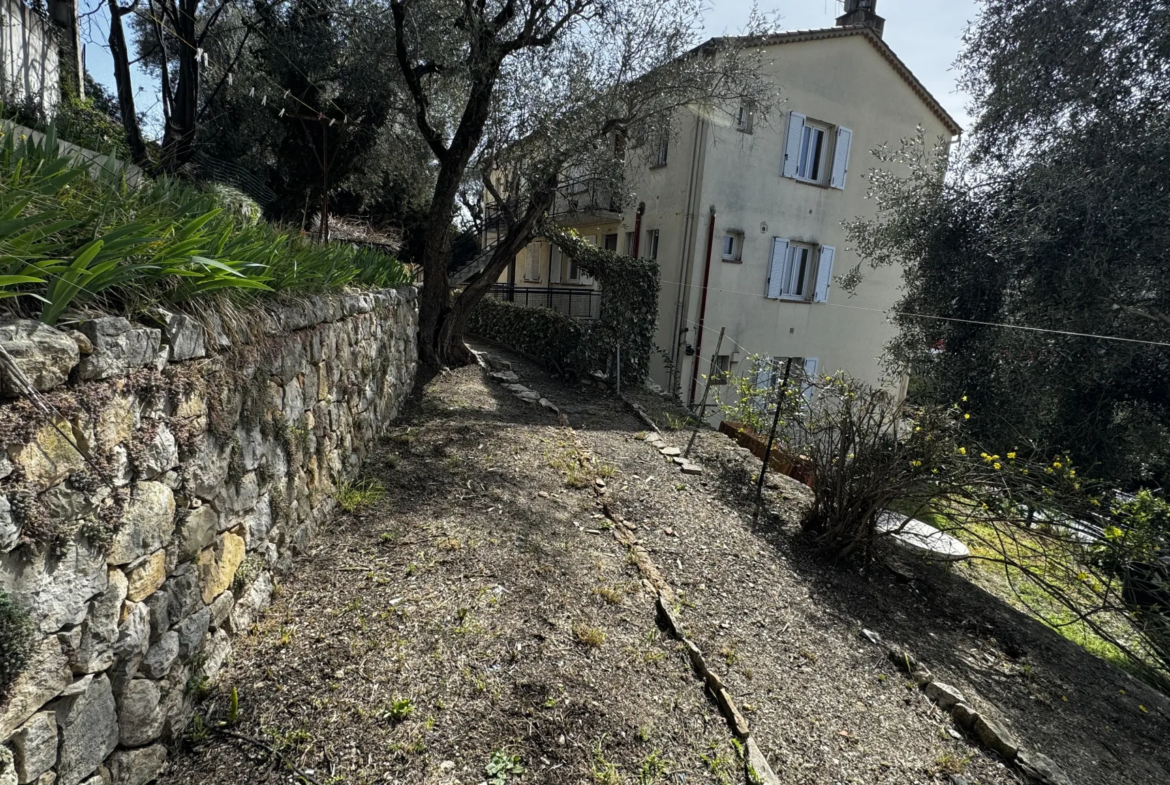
[813,245,835,303]
[830,127,853,189]
[550,245,562,283]
[782,112,806,179]
[767,238,789,299]
[802,357,819,402]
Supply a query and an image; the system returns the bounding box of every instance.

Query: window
[735,104,753,134]
[721,232,743,262]
[796,122,829,183]
[645,229,660,260]
[603,233,619,251]
[783,111,853,190]
[625,231,635,255]
[766,239,836,302]
[523,244,541,281]
[652,128,669,167]
[711,355,731,385]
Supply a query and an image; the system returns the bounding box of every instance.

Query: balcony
[550,176,623,226]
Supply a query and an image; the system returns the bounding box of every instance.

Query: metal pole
[321,119,329,242]
[616,344,621,396]
[755,357,794,505]
[685,327,725,458]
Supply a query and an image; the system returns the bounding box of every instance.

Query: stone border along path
[862,632,1074,785]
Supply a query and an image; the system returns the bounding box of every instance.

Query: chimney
[837,0,886,38]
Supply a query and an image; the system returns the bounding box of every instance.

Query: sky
[77,0,981,138]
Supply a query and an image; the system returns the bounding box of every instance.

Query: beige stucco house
[481,1,960,408]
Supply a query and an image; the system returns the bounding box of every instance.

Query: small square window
[721,232,743,262]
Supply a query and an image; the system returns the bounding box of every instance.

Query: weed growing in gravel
[593,586,624,605]
[700,743,736,784]
[637,750,670,784]
[934,752,969,775]
[573,624,607,647]
[591,741,622,784]
[336,480,386,512]
[485,750,525,784]
[380,697,414,724]
[720,645,738,666]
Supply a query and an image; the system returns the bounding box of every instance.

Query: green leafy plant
[381,697,414,724]
[336,479,386,513]
[485,750,525,784]
[227,686,240,725]
[0,590,36,698]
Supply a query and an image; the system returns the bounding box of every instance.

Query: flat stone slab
[490,371,520,383]
[660,447,681,457]
[876,512,970,562]
[680,463,703,475]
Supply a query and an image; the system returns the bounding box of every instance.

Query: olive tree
[379,0,777,365]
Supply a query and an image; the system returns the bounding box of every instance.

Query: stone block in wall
[198,629,232,683]
[71,570,128,675]
[153,310,205,362]
[0,745,15,785]
[75,319,161,382]
[228,571,272,634]
[124,552,165,604]
[158,662,192,739]
[207,590,233,629]
[114,680,162,748]
[110,603,150,686]
[162,564,201,623]
[51,674,118,785]
[174,607,210,660]
[196,531,245,604]
[1,536,108,635]
[133,427,178,481]
[104,744,166,785]
[10,421,87,491]
[223,473,258,515]
[0,637,70,740]
[184,434,231,502]
[0,496,16,553]
[238,497,272,550]
[173,507,218,562]
[10,710,56,784]
[106,483,175,566]
[138,631,177,681]
[0,321,80,396]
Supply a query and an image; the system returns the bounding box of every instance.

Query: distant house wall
[0,0,60,114]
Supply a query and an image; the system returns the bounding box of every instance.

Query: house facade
[490,2,960,407]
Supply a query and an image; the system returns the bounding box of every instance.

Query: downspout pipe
[631,202,645,258]
[688,205,717,407]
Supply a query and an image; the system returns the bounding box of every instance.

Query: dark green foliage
[466,298,585,375]
[3,75,130,160]
[845,0,1170,490]
[0,590,36,698]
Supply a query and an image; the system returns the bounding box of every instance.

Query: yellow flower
[958,447,967,455]
[1069,469,1076,478]
[993,462,1001,470]
[964,413,971,420]
[1053,461,1062,469]
[1007,452,1016,460]
[1140,705,1148,714]
[961,396,968,402]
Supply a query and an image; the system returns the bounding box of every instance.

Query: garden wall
[0,287,418,785]
[0,0,60,115]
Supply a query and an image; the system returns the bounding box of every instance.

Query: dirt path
[169,345,1170,785]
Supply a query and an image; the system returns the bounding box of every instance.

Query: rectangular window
[625,231,635,255]
[653,128,669,167]
[721,232,743,262]
[523,244,541,281]
[735,104,753,134]
[646,229,660,260]
[779,243,814,299]
[604,233,619,251]
[796,122,829,183]
[711,354,731,385]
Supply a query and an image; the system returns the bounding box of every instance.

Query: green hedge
[467,297,585,375]
[0,590,35,698]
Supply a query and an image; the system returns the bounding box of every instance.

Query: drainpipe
[688,205,717,407]
[631,202,645,258]
[670,113,709,397]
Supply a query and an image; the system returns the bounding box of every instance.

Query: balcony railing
[486,284,601,320]
[550,176,622,220]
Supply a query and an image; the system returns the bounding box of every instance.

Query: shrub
[466,297,585,375]
[0,590,36,698]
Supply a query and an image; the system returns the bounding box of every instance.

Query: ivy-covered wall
[0,288,417,785]
[467,227,660,381]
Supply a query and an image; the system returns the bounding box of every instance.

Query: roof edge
[703,26,962,137]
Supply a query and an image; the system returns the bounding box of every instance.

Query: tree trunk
[106,0,149,165]
[434,187,555,364]
[160,0,200,172]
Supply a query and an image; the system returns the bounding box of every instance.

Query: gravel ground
[168,343,1170,785]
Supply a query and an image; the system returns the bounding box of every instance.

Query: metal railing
[486,284,601,320]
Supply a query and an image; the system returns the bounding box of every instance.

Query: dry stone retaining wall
[0,287,418,785]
